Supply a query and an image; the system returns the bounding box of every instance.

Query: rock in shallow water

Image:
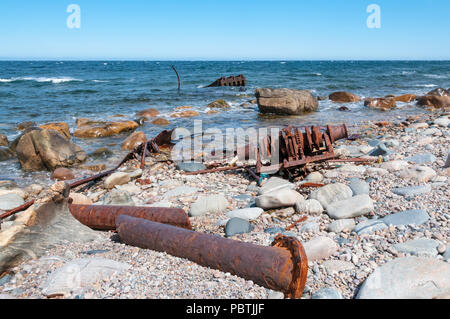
[189,195,228,217]
[225,218,254,237]
[326,194,374,219]
[357,257,450,299]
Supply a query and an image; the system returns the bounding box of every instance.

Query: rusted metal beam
[206,75,246,87]
[68,204,192,231]
[116,215,308,299]
[182,164,251,175]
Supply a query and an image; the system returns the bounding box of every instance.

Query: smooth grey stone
[299,222,320,233]
[393,239,439,257]
[176,162,207,172]
[354,219,388,235]
[0,193,25,211]
[382,209,430,226]
[264,226,285,235]
[163,186,199,199]
[392,184,431,197]
[233,194,253,202]
[368,139,381,147]
[309,183,353,209]
[102,189,135,206]
[225,218,253,237]
[258,177,293,195]
[405,153,436,164]
[327,219,356,233]
[312,287,343,299]
[349,178,370,195]
[255,188,304,210]
[357,257,450,299]
[369,143,390,156]
[326,194,374,219]
[443,248,450,261]
[295,199,323,215]
[226,207,263,221]
[189,195,228,217]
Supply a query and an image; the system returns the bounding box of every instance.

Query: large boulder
[74,118,138,138]
[329,92,361,103]
[426,88,449,96]
[0,134,8,147]
[136,108,160,119]
[255,88,318,115]
[207,99,231,108]
[364,97,396,110]
[416,95,450,109]
[16,128,87,171]
[0,147,14,162]
[357,257,450,299]
[393,94,417,103]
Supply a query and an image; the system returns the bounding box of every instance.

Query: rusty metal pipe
[116,215,308,299]
[69,204,192,231]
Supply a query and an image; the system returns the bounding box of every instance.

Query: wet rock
[357,257,450,299]
[69,193,93,205]
[17,121,36,131]
[0,147,14,161]
[354,219,388,235]
[51,168,75,181]
[417,95,450,109]
[104,172,131,189]
[41,258,131,297]
[399,166,436,182]
[39,122,71,139]
[349,178,370,195]
[88,147,113,159]
[226,208,263,221]
[338,106,350,112]
[405,153,436,164]
[392,184,431,197]
[302,236,339,261]
[364,97,396,110]
[0,193,25,210]
[225,218,254,237]
[255,188,304,210]
[151,118,171,125]
[255,88,318,115]
[427,88,449,96]
[382,209,430,226]
[189,195,228,217]
[393,94,417,103]
[295,199,323,215]
[121,131,147,150]
[170,110,200,118]
[82,164,107,172]
[16,128,86,171]
[0,134,9,147]
[329,92,361,103]
[258,177,293,195]
[74,119,139,138]
[309,183,353,209]
[136,108,160,118]
[176,162,207,172]
[327,219,356,233]
[326,194,374,219]
[207,99,230,108]
[312,287,343,299]
[394,239,439,257]
[102,189,135,206]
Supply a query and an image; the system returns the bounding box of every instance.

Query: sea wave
[423,74,447,79]
[415,84,437,88]
[0,76,82,84]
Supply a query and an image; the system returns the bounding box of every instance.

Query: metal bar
[171,65,181,91]
[0,200,35,220]
[116,215,308,299]
[68,204,192,231]
[183,165,253,175]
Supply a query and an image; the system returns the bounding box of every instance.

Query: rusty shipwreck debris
[206,75,246,87]
[69,204,192,231]
[256,124,349,174]
[116,215,308,299]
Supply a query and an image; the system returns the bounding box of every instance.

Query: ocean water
[0,60,449,185]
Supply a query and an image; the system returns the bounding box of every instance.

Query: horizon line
[1,58,450,62]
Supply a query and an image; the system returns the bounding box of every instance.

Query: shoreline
[0,110,448,299]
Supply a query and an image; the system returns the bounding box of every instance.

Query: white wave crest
[0,76,82,84]
[415,84,437,88]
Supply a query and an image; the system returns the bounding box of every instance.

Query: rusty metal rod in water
[69,204,192,231]
[116,215,308,299]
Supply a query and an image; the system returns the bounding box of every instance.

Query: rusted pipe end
[272,235,308,299]
[328,124,349,143]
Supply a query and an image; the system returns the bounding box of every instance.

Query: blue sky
[0,0,448,60]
